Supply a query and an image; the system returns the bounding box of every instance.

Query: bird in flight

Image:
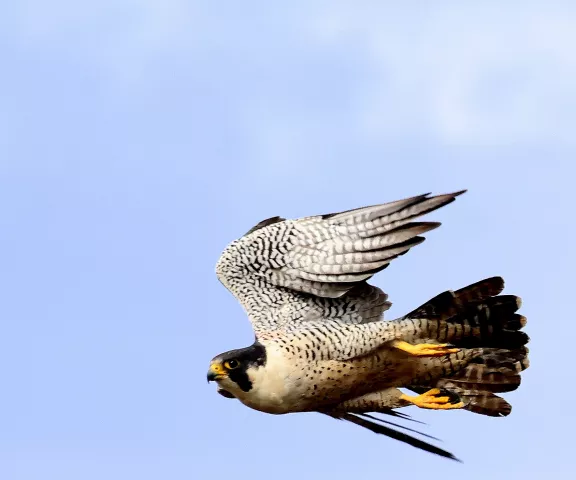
[207,190,529,460]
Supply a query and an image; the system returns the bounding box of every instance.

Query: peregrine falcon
[207,191,529,460]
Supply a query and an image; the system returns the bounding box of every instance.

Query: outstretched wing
[216,190,466,335]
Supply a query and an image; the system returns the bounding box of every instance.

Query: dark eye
[224,359,240,370]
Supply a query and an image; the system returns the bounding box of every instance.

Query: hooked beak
[207,362,227,382]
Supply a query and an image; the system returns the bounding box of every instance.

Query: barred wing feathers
[216,191,466,334]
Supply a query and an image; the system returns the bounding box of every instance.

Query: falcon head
[207,343,266,394]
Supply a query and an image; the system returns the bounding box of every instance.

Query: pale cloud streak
[10,1,576,152]
[308,2,576,144]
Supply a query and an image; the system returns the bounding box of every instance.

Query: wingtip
[338,412,459,461]
[429,189,467,199]
[417,189,466,198]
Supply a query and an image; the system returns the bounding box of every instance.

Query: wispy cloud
[308,2,576,145]
[10,1,576,167]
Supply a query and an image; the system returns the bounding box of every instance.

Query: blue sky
[1,1,574,478]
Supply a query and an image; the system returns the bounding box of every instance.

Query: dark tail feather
[335,413,460,461]
[461,392,512,417]
[405,278,530,418]
[437,347,529,394]
[476,346,530,373]
[406,276,505,319]
[405,276,530,349]
[410,346,529,417]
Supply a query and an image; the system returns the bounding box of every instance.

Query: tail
[404,277,530,417]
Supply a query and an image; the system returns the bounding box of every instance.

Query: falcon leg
[400,388,464,410]
[392,340,460,357]
[329,388,410,414]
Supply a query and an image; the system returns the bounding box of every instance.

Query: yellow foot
[392,340,460,357]
[400,388,465,410]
